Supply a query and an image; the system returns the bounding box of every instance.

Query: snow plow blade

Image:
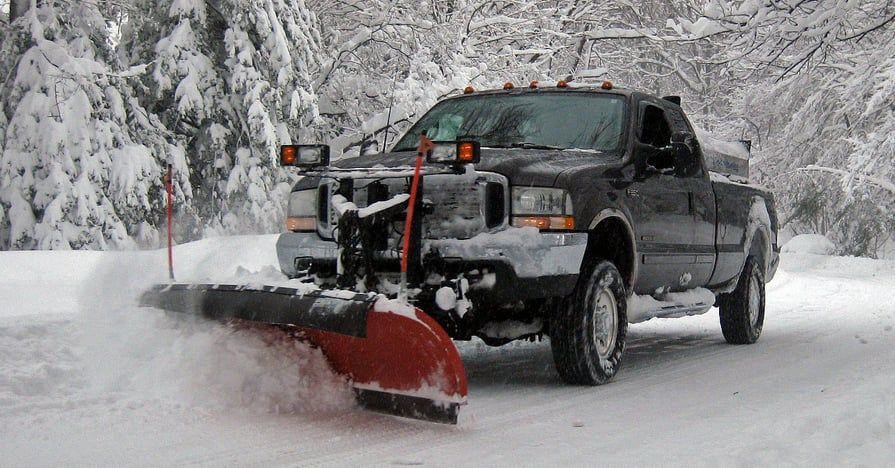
[139,284,468,424]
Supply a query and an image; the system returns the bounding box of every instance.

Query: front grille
[317,171,508,240]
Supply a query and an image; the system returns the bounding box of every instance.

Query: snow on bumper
[425,228,587,278]
[276,228,588,280]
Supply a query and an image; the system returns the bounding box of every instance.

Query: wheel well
[749,229,769,276]
[585,218,635,290]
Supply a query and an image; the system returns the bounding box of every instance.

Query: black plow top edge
[139,283,374,338]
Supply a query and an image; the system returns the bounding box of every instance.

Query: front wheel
[550,260,627,385]
[719,256,765,344]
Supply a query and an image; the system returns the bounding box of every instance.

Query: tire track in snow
[295,267,895,465]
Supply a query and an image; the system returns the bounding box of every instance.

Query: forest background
[1,0,893,257]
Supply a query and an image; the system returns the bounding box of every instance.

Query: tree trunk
[10,0,30,22]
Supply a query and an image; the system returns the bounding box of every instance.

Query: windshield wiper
[486,142,565,150]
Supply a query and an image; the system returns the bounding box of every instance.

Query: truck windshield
[392,93,626,153]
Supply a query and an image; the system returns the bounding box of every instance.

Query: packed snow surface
[2,235,894,465]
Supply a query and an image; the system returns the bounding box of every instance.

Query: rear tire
[550,260,627,385]
[719,256,765,344]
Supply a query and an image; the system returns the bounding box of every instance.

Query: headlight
[285,189,316,232]
[511,187,575,230]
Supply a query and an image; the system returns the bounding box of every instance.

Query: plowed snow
[1,235,893,466]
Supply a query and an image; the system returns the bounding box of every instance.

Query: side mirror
[670,131,699,177]
[633,142,669,178]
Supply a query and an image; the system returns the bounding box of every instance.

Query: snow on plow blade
[139,284,468,424]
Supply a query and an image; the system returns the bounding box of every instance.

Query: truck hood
[330,148,623,187]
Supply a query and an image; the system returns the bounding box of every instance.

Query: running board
[649,302,712,319]
[627,289,715,324]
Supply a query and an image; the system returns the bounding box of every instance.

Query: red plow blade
[140,284,467,423]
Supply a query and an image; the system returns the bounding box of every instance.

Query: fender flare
[742,197,773,278]
[587,208,639,289]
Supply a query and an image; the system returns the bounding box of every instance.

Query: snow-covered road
[1,236,893,466]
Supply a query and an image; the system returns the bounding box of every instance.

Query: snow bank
[781,234,836,255]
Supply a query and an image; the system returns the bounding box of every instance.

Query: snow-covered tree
[120,0,323,235]
[219,0,322,232]
[0,0,170,249]
[693,0,895,256]
[1,0,891,256]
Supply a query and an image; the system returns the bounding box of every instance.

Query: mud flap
[140,284,468,424]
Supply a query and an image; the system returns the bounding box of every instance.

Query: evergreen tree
[0,1,169,249]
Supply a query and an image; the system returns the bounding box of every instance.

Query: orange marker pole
[166,163,175,281]
[399,135,434,296]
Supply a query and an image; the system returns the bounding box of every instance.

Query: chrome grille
[318,172,507,240]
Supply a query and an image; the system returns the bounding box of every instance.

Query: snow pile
[781,234,836,255]
[695,127,750,160]
[81,307,353,414]
[73,239,354,414]
[0,317,86,412]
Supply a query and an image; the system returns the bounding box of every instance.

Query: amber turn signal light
[280,144,330,168]
[280,145,297,166]
[458,142,477,162]
[512,215,576,230]
[286,216,316,232]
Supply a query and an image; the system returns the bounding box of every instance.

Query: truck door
[627,101,706,294]
[664,106,717,288]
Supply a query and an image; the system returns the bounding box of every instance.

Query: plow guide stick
[398,135,435,298]
[166,163,174,280]
[140,284,468,424]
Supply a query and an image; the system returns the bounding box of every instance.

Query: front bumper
[276,228,588,302]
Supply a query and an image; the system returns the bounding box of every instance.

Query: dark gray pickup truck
[277,83,779,385]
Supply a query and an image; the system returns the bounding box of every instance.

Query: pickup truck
[276,82,779,385]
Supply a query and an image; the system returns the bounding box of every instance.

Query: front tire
[719,256,765,344]
[550,260,627,385]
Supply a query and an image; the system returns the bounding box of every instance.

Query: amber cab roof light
[556,80,568,88]
[529,80,539,89]
[503,82,514,90]
[463,85,475,94]
[601,80,613,90]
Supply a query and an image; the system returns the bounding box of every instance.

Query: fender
[587,207,639,289]
[716,196,772,294]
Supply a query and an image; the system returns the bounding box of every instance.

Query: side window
[640,105,672,148]
[665,107,692,133]
[665,107,703,177]
[639,104,674,171]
